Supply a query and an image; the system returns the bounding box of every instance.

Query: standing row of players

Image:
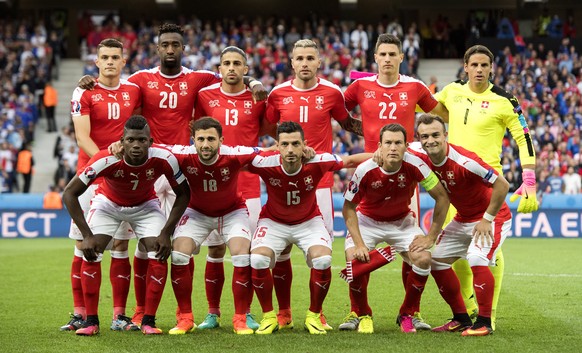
[60,23,538,336]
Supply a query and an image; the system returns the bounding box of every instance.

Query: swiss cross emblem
[397,173,405,182]
[399,92,408,100]
[447,171,454,179]
[304,176,313,185]
[221,168,230,176]
[481,101,489,108]
[179,82,188,90]
[146,168,155,180]
[122,92,130,100]
[244,101,252,109]
[316,96,324,105]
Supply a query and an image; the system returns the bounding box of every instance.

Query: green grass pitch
[1,238,581,353]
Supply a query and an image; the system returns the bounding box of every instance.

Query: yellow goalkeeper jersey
[436,81,536,174]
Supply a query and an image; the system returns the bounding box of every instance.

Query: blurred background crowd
[1,8,581,197]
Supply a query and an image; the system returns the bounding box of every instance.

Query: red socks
[471,266,495,317]
[272,258,293,311]
[133,256,148,308]
[309,268,331,313]
[349,272,372,316]
[252,268,274,313]
[80,260,102,316]
[205,260,224,315]
[110,257,131,315]
[171,264,192,314]
[432,268,467,314]
[144,259,167,316]
[232,266,252,315]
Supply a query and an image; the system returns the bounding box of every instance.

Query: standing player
[340,33,448,331]
[62,115,190,335]
[62,38,141,332]
[265,38,362,329]
[248,122,371,335]
[191,46,269,331]
[436,45,538,329]
[168,117,260,335]
[409,114,511,336]
[341,123,449,334]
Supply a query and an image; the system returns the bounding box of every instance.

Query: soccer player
[191,46,269,331]
[248,121,370,335]
[436,45,538,329]
[265,38,362,329]
[340,33,448,331]
[167,117,260,335]
[341,123,449,334]
[62,115,190,335]
[408,114,511,336]
[62,38,141,332]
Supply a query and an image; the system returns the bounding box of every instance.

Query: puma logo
[474,283,486,290]
[134,274,146,281]
[252,283,264,289]
[165,83,175,91]
[289,181,298,188]
[235,281,249,287]
[205,171,215,177]
[205,278,218,284]
[315,281,329,290]
[108,93,118,101]
[82,271,97,278]
[383,93,393,100]
[116,274,131,281]
[150,275,164,285]
[300,96,310,103]
[130,172,140,178]
[227,99,237,107]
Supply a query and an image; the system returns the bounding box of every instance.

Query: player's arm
[409,173,450,252]
[243,76,267,102]
[156,180,190,262]
[340,153,373,168]
[473,174,510,247]
[428,102,449,123]
[78,75,97,90]
[337,115,364,136]
[342,199,370,262]
[72,114,100,158]
[259,118,277,138]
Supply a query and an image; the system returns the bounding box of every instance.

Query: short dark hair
[97,38,123,52]
[464,45,494,65]
[375,33,402,53]
[379,123,407,143]
[416,113,447,132]
[277,121,304,140]
[158,23,184,39]
[192,117,223,137]
[124,115,149,132]
[220,46,247,64]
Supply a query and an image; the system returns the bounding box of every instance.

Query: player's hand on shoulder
[372,147,383,167]
[302,146,316,161]
[250,81,267,102]
[108,141,124,159]
[78,75,97,90]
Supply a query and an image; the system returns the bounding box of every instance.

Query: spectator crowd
[1,10,581,196]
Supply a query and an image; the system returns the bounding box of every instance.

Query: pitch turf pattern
[1,238,581,352]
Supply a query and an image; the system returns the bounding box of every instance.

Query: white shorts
[250,216,332,258]
[68,184,134,241]
[88,194,166,239]
[432,218,511,266]
[344,211,424,253]
[316,187,333,235]
[174,207,252,253]
[155,175,176,217]
[202,197,261,247]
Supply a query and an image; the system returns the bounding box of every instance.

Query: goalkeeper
[435,44,538,330]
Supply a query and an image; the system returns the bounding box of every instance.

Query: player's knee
[250,254,271,270]
[413,252,432,269]
[208,243,227,258]
[468,255,489,267]
[311,255,332,270]
[134,247,148,259]
[231,254,250,268]
[171,251,191,266]
[110,250,129,259]
[431,259,452,271]
[112,239,129,252]
[276,252,291,262]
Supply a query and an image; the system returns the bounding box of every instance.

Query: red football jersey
[195,83,266,199]
[408,142,512,223]
[265,78,349,188]
[70,80,141,170]
[78,145,185,207]
[128,67,221,145]
[343,153,434,222]
[248,153,344,225]
[344,74,438,151]
[171,144,259,217]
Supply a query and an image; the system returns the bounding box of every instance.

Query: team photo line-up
[60,22,537,337]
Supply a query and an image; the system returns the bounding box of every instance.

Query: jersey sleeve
[343,164,365,204]
[419,171,439,191]
[344,81,359,111]
[265,93,281,124]
[416,82,439,112]
[330,90,350,122]
[78,150,119,185]
[502,94,536,166]
[71,87,90,117]
[163,152,186,187]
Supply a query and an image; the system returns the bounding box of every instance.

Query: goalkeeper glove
[509,168,539,213]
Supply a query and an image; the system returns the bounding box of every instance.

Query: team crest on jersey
[348,180,358,194]
[179,82,188,90]
[371,180,383,189]
[147,81,159,89]
[244,101,252,109]
[146,168,155,180]
[91,94,104,102]
[186,166,198,175]
[84,167,97,179]
[221,167,230,181]
[71,100,81,114]
[446,170,456,185]
[122,92,130,100]
[397,173,406,188]
[399,92,408,100]
[283,97,294,105]
[209,100,220,108]
[113,170,124,178]
[315,96,324,110]
[364,90,376,99]
[481,101,490,109]
[269,178,282,187]
[304,175,314,191]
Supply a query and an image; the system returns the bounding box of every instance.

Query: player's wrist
[522,168,536,186]
[482,212,495,222]
[249,80,262,89]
